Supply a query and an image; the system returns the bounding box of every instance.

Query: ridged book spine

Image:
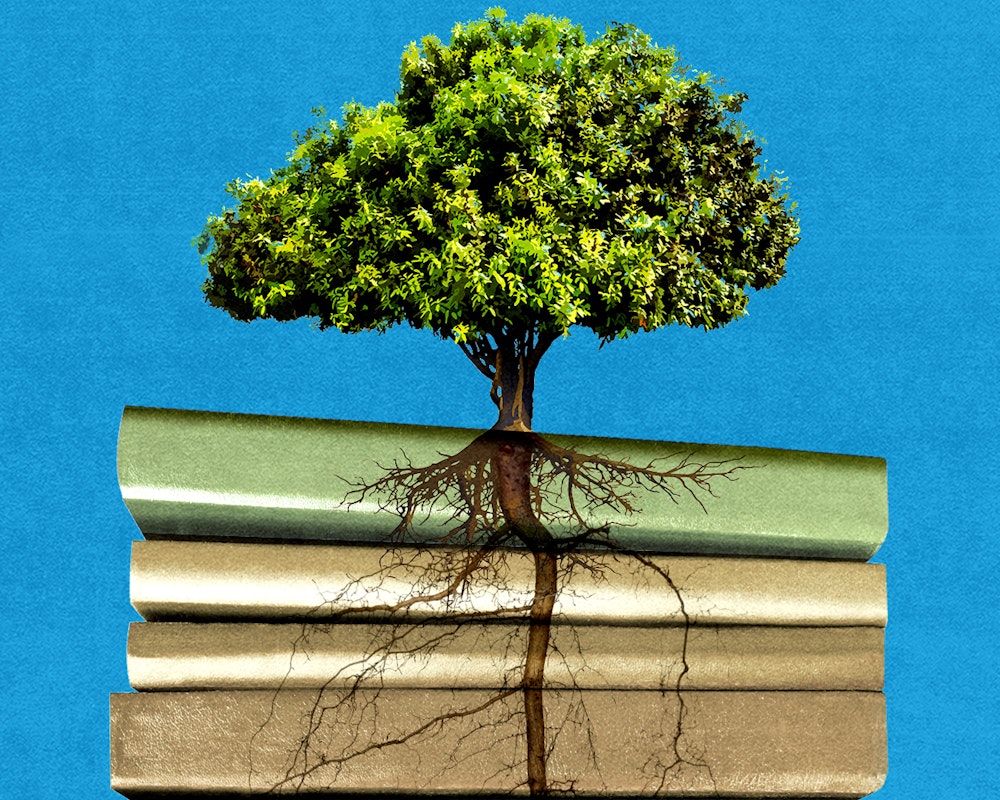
[110,689,887,797]
[130,540,888,626]
[127,621,885,692]
[117,406,888,559]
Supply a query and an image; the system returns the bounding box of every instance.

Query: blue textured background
[2,1,997,796]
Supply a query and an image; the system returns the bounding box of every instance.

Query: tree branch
[527,329,558,371]
[458,336,497,381]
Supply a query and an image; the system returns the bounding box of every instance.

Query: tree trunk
[524,549,557,795]
[457,328,556,433]
[492,340,537,432]
[494,435,548,550]
[493,432,555,794]
[461,328,560,792]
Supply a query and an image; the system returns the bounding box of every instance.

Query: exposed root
[251,432,744,795]
[343,430,749,547]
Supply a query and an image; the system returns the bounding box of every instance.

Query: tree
[198,8,799,434]
[198,9,794,795]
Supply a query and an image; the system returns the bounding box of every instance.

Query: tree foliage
[199,9,799,348]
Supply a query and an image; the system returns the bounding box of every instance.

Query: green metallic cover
[117,406,888,559]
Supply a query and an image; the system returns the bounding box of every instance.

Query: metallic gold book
[127,621,884,691]
[131,540,888,626]
[110,689,887,797]
[117,406,888,560]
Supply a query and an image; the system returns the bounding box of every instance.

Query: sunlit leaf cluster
[200,8,799,343]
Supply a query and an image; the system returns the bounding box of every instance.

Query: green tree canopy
[200,9,799,430]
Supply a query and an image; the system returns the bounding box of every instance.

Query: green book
[117,406,888,559]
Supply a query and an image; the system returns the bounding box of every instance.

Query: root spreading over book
[111,407,888,797]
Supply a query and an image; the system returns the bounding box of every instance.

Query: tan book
[131,540,887,627]
[110,689,887,797]
[127,621,884,691]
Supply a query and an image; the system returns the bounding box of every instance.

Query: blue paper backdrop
[2,1,997,796]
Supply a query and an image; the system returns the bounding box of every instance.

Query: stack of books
[110,406,889,797]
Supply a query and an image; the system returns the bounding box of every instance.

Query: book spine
[127,621,884,692]
[131,540,888,626]
[110,689,887,796]
[117,405,888,559]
